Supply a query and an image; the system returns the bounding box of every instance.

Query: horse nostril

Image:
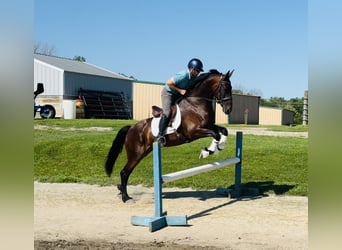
[224,107,231,114]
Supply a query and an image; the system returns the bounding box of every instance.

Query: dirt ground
[34,182,308,249]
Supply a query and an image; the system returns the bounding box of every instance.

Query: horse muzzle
[220,99,232,114]
[223,105,232,114]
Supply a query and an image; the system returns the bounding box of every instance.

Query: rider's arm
[166,78,186,95]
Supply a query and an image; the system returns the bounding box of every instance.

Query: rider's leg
[157,114,169,145]
[157,88,172,145]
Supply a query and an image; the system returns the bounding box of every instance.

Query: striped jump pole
[131,132,243,232]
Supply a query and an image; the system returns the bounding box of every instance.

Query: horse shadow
[240,181,295,196]
[162,180,295,201]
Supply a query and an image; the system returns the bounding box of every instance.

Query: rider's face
[190,68,200,77]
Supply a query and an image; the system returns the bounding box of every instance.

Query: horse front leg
[199,125,228,159]
[217,125,228,150]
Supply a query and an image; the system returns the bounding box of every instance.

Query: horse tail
[105,125,131,177]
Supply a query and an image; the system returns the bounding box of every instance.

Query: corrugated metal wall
[34,59,133,99]
[282,109,294,125]
[132,81,249,124]
[215,103,229,124]
[34,59,134,118]
[34,59,63,95]
[228,94,260,124]
[64,72,133,98]
[133,82,163,120]
[259,106,281,125]
[259,107,294,125]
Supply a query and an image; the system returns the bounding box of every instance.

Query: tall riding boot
[157,114,169,145]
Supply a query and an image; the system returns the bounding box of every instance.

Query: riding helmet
[188,58,204,72]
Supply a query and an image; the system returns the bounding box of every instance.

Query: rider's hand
[179,89,186,95]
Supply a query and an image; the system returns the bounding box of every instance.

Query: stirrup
[156,136,166,146]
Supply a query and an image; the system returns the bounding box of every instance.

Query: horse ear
[225,69,234,80]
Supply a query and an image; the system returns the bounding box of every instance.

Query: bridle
[215,76,232,104]
[184,74,232,104]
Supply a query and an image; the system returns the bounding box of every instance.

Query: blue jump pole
[131,132,244,232]
[131,142,187,232]
[216,131,243,197]
[233,131,243,197]
[153,142,163,218]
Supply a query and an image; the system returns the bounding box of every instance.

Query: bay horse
[105,69,234,202]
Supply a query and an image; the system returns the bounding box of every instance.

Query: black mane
[187,69,221,92]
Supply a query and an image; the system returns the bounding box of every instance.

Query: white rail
[162,157,240,183]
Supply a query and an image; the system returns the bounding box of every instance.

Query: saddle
[151,105,181,137]
[152,105,163,117]
[151,105,177,121]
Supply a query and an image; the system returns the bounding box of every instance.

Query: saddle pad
[151,105,181,137]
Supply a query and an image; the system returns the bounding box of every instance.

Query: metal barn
[34,54,133,118]
[132,81,261,125]
[133,80,232,124]
[228,94,260,124]
[259,106,294,125]
[133,81,163,120]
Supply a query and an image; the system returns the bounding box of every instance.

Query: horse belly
[165,133,188,146]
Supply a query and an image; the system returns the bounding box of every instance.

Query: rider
[157,58,204,145]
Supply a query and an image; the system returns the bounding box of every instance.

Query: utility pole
[302,90,308,125]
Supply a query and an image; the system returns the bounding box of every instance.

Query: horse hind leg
[118,147,153,203]
[117,165,134,202]
[117,159,140,203]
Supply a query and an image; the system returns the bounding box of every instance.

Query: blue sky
[34,0,307,99]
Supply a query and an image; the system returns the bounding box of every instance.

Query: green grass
[34,119,308,196]
[227,124,308,132]
[34,118,308,132]
[34,118,137,128]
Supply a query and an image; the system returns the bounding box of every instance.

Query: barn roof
[34,54,133,81]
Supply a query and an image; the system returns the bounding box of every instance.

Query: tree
[287,98,304,124]
[232,89,244,95]
[73,55,86,62]
[232,83,262,96]
[117,72,136,80]
[34,42,56,56]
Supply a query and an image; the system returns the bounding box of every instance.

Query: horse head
[215,70,234,114]
[185,69,234,114]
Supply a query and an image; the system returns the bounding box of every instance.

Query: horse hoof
[123,196,134,203]
[125,198,135,204]
[199,148,210,159]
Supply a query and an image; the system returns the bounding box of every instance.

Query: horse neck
[178,76,219,116]
[187,76,219,99]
